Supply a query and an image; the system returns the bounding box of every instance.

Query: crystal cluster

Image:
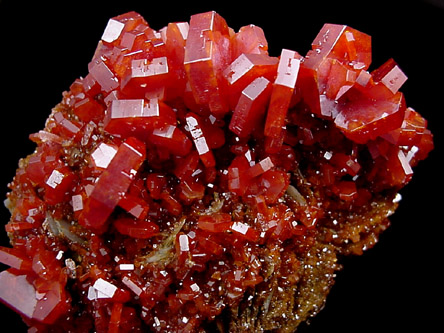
[0,11,433,332]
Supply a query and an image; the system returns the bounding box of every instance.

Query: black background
[0,0,442,331]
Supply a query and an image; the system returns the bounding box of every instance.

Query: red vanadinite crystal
[0,10,433,333]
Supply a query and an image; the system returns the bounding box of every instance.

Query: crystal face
[0,10,433,332]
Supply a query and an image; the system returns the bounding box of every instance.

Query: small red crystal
[79,137,146,231]
[334,90,406,143]
[264,49,301,140]
[229,76,273,138]
[0,270,68,324]
[114,217,159,238]
[223,53,278,109]
[186,112,216,167]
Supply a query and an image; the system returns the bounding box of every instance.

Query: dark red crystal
[0,10,433,333]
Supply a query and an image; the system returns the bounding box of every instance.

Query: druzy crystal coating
[0,10,433,332]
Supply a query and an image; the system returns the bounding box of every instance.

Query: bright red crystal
[0,270,67,324]
[223,53,278,109]
[229,76,272,138]
[184,11,231,116]
[79,137,146,231]
[0,10,433,333]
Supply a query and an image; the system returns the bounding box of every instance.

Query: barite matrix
[0,10,433,332]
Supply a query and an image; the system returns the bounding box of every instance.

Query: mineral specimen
[0,10,433,332]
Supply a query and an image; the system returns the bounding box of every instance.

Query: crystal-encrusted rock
[0,11,433,333]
